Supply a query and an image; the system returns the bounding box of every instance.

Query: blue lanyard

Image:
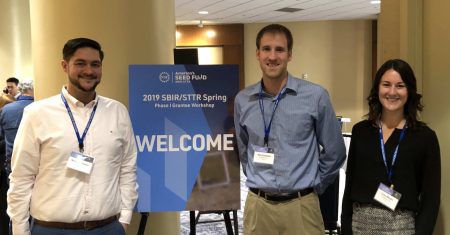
[378,122,407,185]
[61,93,98,153]
[258,84,286,147]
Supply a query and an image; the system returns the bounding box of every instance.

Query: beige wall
[378,0,423,92]
[378,0,401,66]
[29,0,176,107]
[0,0,32,82]
[423,0,450,234]
[244,21,373,131]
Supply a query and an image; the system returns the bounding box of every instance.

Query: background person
[1,80,35,176]
[5,77,20,100]
[0,87,14,106]
[341,59,441,235]
[0,79,34,235]
[7,38,138,235]
[234,24,346,235]
[0,90,14,235]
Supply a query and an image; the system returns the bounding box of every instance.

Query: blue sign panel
[129,65,239,212]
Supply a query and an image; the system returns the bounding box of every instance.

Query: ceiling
[175,0,380,25]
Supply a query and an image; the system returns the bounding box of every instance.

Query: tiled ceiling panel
[175,0,380,25]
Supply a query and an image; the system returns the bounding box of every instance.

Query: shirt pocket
[277,110,314,146]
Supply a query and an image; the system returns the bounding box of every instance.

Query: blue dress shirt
[0,95,34,173]
[234,74,346,194]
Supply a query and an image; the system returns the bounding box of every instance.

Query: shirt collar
[61,86,99,108]
[250,73,298,97]
[14,92,22,99]
[17,95,34,101]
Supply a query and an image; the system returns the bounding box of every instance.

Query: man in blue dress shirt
[234,24,346,235]
[1,80,34,176]
[0,79,34,235]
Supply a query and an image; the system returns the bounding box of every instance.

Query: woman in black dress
[341,59,441,235]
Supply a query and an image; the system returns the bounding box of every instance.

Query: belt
[249,187,314,202]
[34,215,117,230]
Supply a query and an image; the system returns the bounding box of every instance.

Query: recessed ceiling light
[206,30,216,38]
[198,11,209,15]
[370,0,381,4]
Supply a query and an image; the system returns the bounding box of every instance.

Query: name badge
[373,183,402,211]
[66,151,95,174]
[253,145,275,165]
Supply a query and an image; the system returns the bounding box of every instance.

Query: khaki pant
[244,190,324,235]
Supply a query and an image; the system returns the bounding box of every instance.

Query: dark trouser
[0,170,10,235]
[31,220,125,235]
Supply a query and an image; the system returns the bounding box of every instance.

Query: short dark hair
[6,77,19,85]
[63,38,104,61]
[256,24,293,52]
[367,59,424,128]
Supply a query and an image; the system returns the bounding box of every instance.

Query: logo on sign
[159,72,170,83]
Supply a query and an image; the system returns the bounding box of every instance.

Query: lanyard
[258,84,286,147]
[378,122,407,186]
[61,93,98,153]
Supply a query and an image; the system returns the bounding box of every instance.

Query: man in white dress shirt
[7,38,138,235]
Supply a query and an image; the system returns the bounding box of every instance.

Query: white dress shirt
[7,87,138,235]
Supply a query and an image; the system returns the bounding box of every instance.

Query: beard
[69,75,100,92]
